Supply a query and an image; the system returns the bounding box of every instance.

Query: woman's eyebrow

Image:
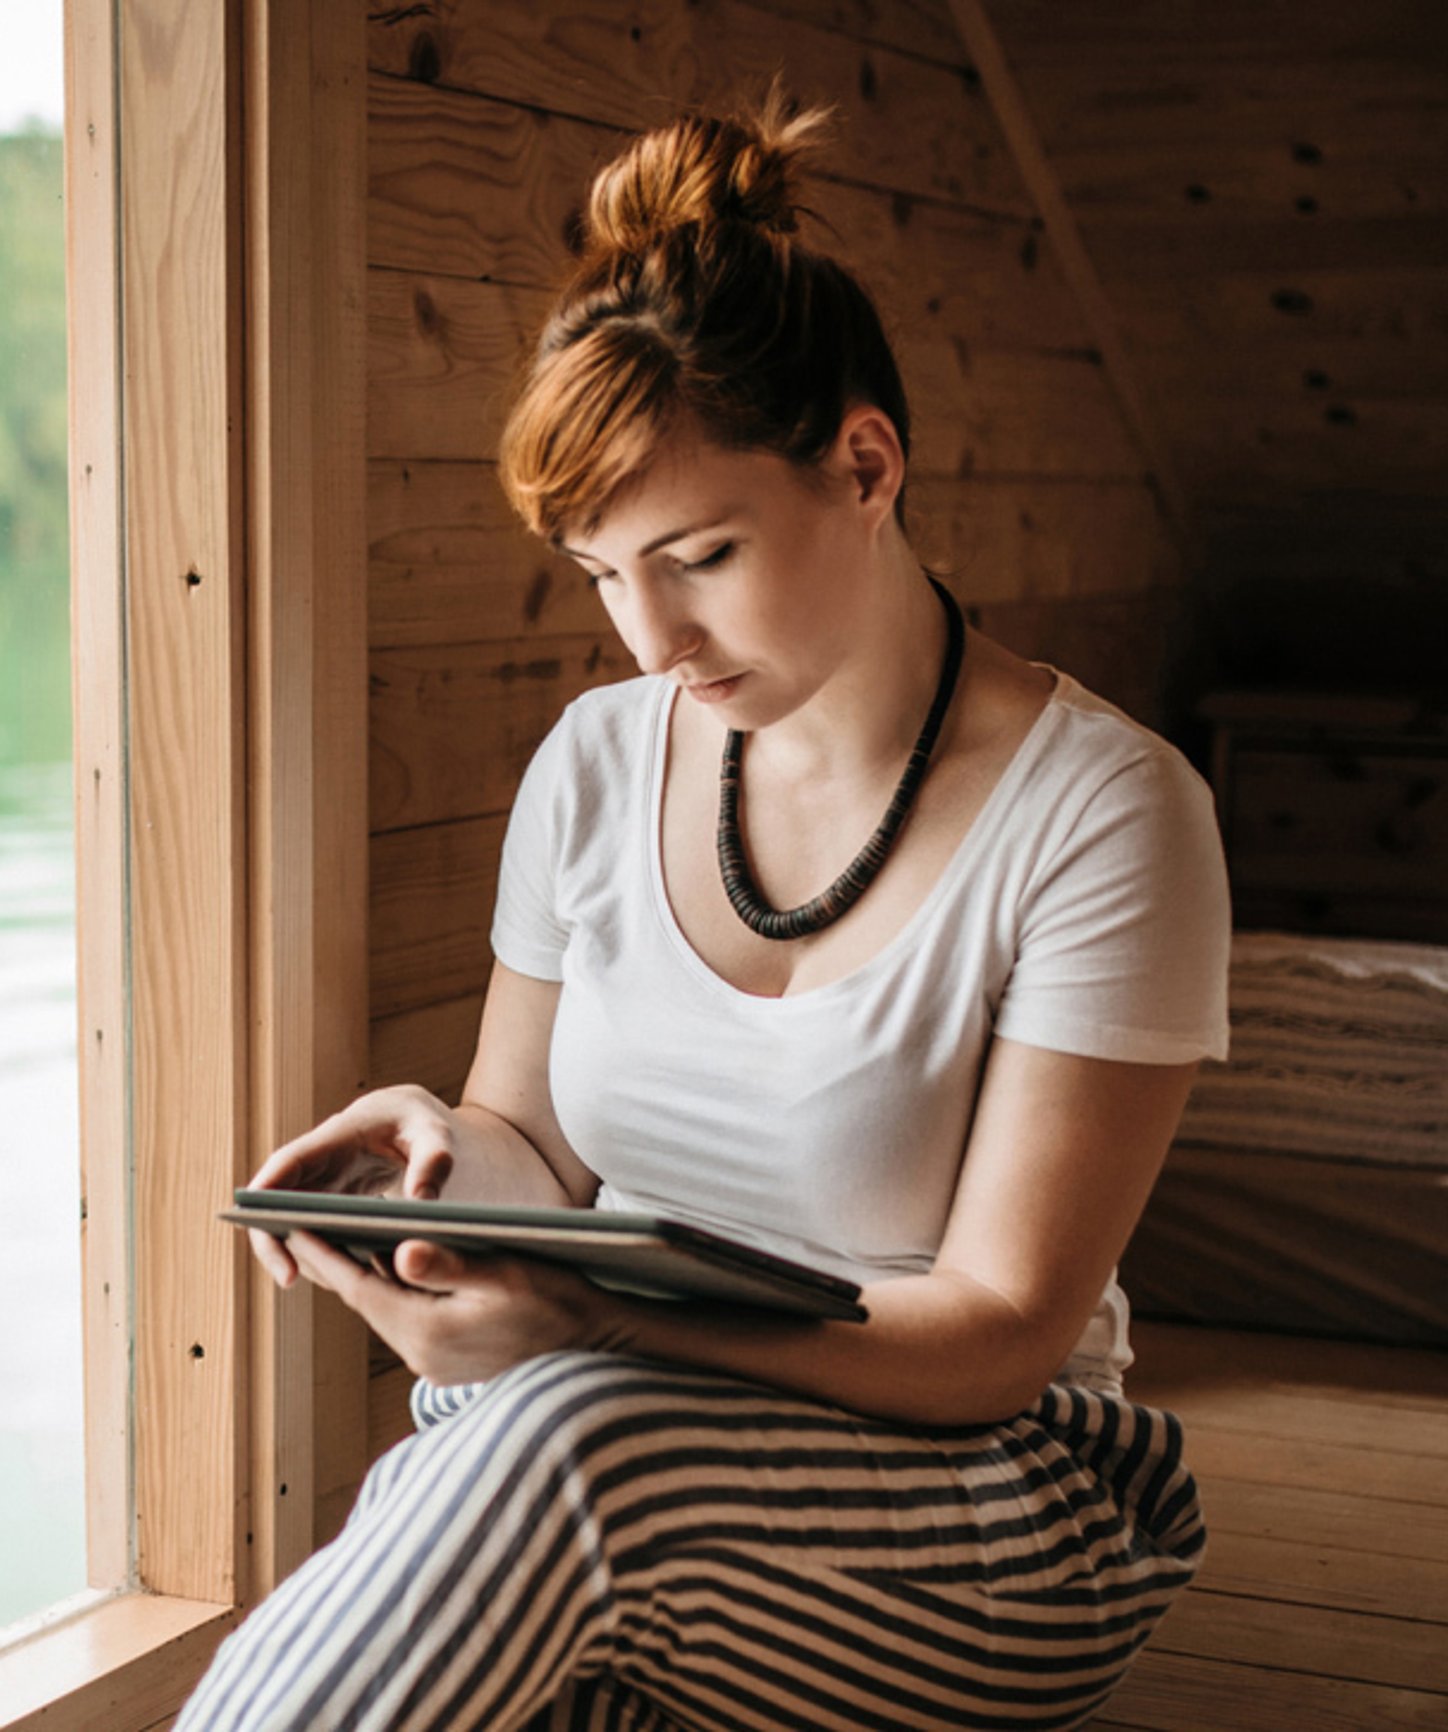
[560,514,737,562]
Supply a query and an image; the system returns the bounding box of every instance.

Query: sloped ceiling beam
[946,0,1199,572]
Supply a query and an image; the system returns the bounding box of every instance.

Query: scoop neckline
[645,663,1068,1008]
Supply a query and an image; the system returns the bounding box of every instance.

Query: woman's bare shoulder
[943,627,1058,763]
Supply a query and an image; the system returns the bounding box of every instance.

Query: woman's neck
[748,540,958,790]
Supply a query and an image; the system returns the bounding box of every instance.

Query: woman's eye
[683,543,733,573]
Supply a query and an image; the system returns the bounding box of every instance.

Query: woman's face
[559,425,884,734]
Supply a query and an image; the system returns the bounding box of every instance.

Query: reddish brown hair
[498,78,912,546]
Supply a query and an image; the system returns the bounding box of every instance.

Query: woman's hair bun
[581,74,834,258]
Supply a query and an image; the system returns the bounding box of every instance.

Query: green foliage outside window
[0,124,70,776]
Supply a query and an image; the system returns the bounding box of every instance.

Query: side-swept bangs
[499,324,685,547]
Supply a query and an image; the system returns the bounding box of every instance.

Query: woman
[180,83,1230,1731]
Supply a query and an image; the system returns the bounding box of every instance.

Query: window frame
[0,0,367,1721]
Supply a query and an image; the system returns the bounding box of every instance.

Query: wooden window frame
[0,0,366,1724]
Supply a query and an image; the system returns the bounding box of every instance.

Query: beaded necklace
[716,576,966,940]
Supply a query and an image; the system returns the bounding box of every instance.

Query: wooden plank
[366,72,606,286]
[1106,263,1448,358]
[909,476,1178,602]
[370,816,505,1018]
[1104,1645,1447,1732]
[990,6,1444,68]
[944,0,1197,563]
[1157,1587,1448,1694]
[369,635,634,833]
[64,0,130,1596]
[368,1363,416,1464]
[1182,1425,1448,1507]
[1136,1388,1448,1460]
[1053,142,1448,228]
[367,269,1143,478]
[365,0,1028,214]
[1197,497,1448,585]
[809,175,1088,351]
[366,78,1087,349]
[1226,745,1448,899]
[1162,400,1448,501]
[972,589,1189,736]
[366,270,545,462]
[0,1597,234,1732]
[735,0,968,67]
[311,1290,369,1550]
[1082,213,1448,279]
[369,460,600,648]
[304,0,373,1549]
[1014,55,1448,153]
[1197,1476,1448,1567]
[243,0,324,1601]
[1195,1526,1448,1625]
[122,0,248,1605]
[370,995,484,1101]
[1139,344,1448,409]
[1130,1321,1448,1426]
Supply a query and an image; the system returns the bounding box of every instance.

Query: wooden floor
[1086,1320,1448,1731]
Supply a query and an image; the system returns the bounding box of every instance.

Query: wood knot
[408,31,441,84]
[523,569,552,625]
[413,287,442,337]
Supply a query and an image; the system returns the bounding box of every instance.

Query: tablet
[223,1189,869,1322]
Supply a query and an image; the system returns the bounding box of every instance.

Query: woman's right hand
[246,1084,459,1286]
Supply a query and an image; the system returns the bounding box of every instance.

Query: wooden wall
[987,0,1448,750]
[362,0,1185,1122]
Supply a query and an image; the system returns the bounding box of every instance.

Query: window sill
[0,1592,235,1732]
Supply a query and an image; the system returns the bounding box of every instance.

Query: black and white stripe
[178,1353,1203,1731]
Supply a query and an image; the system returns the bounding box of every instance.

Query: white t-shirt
[491,665,1232,1395]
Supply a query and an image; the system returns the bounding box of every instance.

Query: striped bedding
[1123,929,1448,1343]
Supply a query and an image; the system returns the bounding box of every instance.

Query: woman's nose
[623,582,702,676]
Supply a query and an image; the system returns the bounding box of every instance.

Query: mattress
[1122,929,1448,1344]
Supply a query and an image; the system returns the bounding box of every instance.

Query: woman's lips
[683,674,743,704]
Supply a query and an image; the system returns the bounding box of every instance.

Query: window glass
[0,1,86,1630]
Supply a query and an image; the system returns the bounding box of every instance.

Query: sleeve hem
[490,928,566,985]
[993,1013,1229,1065]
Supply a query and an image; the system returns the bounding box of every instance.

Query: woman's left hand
[287,1230,615,1384]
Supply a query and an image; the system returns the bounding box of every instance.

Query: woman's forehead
[560,439,776,556]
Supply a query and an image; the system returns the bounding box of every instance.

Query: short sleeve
[489,716,572,983]
[994,750,1232,1064]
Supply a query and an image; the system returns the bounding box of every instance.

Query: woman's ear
[833,403,905,527]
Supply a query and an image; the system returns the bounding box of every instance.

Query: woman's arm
[449,962,599,1208]
[289,1031,1199,1426]
[250,963,596,1285]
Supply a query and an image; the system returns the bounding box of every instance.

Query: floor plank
[1180,1423,1448,1505]
[1130,1322,1448,1425]
[1197,1476,1448,1565]
[1102,1649,1448,1731]
[1155,1587,1448,1693]
[1199,1527,1448,1624]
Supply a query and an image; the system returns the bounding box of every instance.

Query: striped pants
[177,1351,1204,1731]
